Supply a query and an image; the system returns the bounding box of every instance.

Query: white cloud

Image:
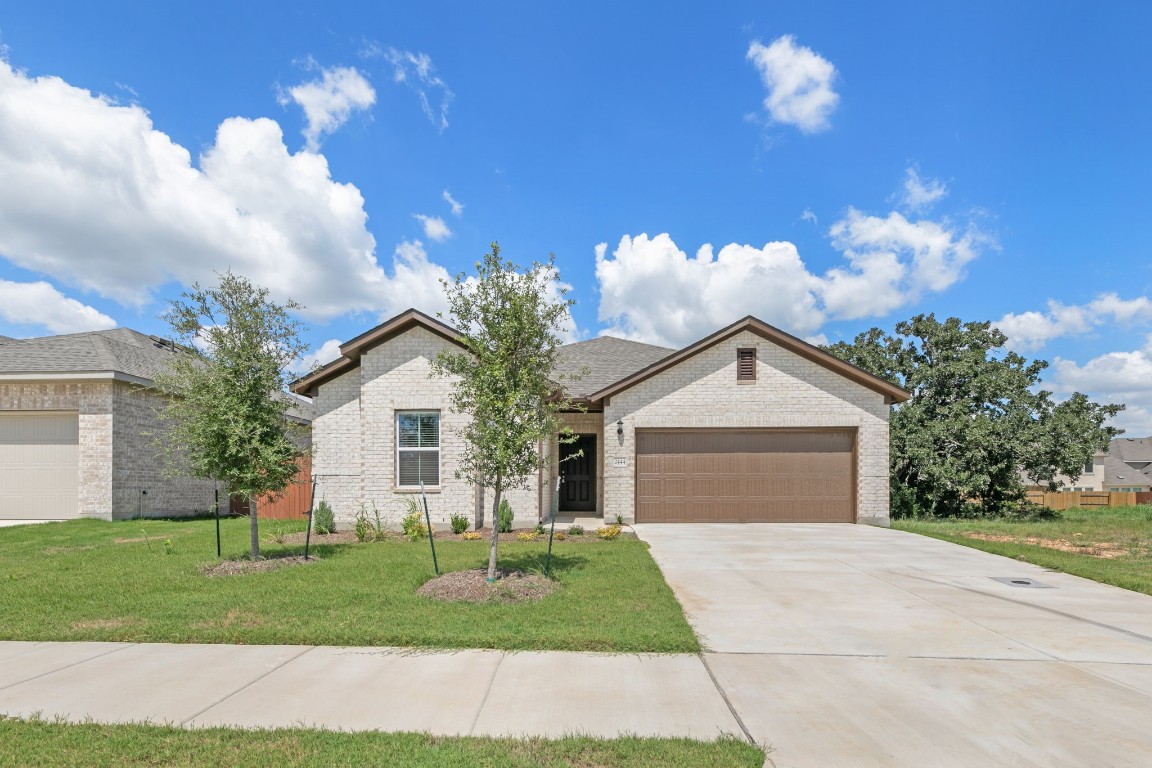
[746,35,839,133]
[596,209,983,347]
[299,338,343,371]
[1049,337,1152,435]
[800,208,818,224]
[364,46,453,131]
[279,65,375,151]
[900,168,947,211]
[997,293,1152,351]
[384,240,454,317]
[0,58,458,322]
[442,189,464,217]
[0,279,116,334]
[413,214,452,242]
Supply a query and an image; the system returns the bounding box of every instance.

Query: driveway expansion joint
[0,642,137,692]
[698,652,756,745]
[467,650,505,735]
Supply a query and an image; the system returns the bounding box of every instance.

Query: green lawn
[0,718,765,768]
[895,505,1152,596]
[0,517,698,652]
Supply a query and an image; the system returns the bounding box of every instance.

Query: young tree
[432,243,576,582]
[154,271,307,558]
[825,314,1123,517]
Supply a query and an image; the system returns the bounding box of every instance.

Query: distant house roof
[0,328,183,383]
[1105,437,1152,487]
[554,336,675,399]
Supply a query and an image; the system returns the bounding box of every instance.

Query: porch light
[616,419,624,436]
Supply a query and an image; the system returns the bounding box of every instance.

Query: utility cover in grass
[419,569,555,603]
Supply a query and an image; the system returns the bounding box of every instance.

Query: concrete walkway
[0,641,740,739]
[636,523,1152,768]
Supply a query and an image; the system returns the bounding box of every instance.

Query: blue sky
[0,2,1150,432]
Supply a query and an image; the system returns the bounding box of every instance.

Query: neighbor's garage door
[0,412,80,520]
[635,429,855,523]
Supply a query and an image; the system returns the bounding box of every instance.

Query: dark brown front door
[560,433,596,512]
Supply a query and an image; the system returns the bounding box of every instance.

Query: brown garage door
[635,429,855,523]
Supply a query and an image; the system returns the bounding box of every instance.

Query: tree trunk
[487,482,502,583]
[249,494,261,559]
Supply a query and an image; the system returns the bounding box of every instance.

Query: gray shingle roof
[0,327,182,381]
[554,335,675,399]
[1105,437,1152,488]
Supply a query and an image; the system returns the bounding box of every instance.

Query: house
[1103,438,1152,492]
[1,328,219,522]
[292,309,909,528]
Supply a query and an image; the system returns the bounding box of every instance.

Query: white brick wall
[1,379,218,520]
[600,331,892,526]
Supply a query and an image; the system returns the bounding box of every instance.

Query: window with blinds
[397,411,440,486]
[736,348,756,381]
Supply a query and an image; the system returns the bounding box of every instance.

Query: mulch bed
[417,568,556,603]
[286,527,635,546]
[201,555,318,577]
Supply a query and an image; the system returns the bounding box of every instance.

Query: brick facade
[0,379,219,520]
[601,330,891,525]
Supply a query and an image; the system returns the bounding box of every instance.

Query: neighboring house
[292,309,909,528]
[1030,449,1110,491]
[2,329,216,522]
[1103,437,1152,492]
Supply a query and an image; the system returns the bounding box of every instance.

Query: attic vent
[736,348,756,381]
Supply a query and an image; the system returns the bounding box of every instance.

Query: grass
[894,504,1152,596]
[0,517,698,652]
[0,718,765,768]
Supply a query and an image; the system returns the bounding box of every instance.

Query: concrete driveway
[635,523,1152,768]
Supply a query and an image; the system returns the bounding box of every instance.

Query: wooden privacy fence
[1024,490,1149,510]
[229,455,313,519]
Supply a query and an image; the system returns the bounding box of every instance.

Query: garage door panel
[0,413,80,520]
[635,429,854,523]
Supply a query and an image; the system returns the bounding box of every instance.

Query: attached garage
[0,412,80,520]
[635,428,856,523]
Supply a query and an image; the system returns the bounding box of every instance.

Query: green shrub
[402,511,428,541]
[534,522,546,535]
[498,500,514,533]
[567,524,584,536]
[450,514,469,534]
[354,507,371,543]
[313,501,335,534]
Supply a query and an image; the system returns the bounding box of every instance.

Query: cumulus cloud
[596,209,983,347]
[442,189,464,217]
[900,168,947,211]
[0,279,116,334]
[997,293,1152,351]
[0,58,460,322]
[279,64,375,150]
[363,45,453,131]
[299,338,344,371]
[1048,335,1152,435]
[746,35,839,133]
[413,214,452,242]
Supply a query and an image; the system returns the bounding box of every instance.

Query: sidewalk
[0,641,743,739]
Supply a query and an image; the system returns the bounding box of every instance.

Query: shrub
[313,501,336,534]
[354,508,371,543]
[461,531,482,540]
[450,513,470,534]
[567,524,584,536]
[498,499,514,533]
[553,531,567,541]
[517,531,540,542]
[533,522,546,535]
[597,525,622,540]
[402,511,428,541]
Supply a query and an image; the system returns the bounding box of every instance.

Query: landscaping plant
[313,501,336,535]
[154,271,307,558]
[497,499,514,533]
[450,513,469,534]
[432,243,582,582]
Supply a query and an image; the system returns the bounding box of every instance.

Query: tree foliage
[432,243,577,581]
[154,271,307,557]
[824,314,1124,517]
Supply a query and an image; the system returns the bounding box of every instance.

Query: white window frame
[396,410,441,488]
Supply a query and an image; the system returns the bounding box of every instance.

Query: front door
[560,433,596,512]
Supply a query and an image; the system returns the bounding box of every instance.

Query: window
[397,411,440,487]
[1084,459,1094,474]
[736,348,756,382]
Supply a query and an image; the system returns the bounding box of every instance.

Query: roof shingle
[553,336,675,399]
[0,328,182,381]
